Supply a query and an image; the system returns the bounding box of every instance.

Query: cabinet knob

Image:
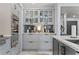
[6,51,10,54]
[45,41,48,43]
[29,41,33,43]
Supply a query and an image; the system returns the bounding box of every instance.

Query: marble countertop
[23,33,56,35]
[53,36,79,52]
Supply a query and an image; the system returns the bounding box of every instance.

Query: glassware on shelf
[40,18,43,22]
[25,18,30,24]
[44,18,48,23]
[27,29,29,33]
[40,11,43,16]
[26,11,30,17]
[30,11,33,17]
[34,18,38,23]
[30,18,33,24]
[49,11,52,16]
[44,11,48,17]
[44,26,47,32]
[34,11,38,16]
[26,11,29,16]
[25,18,29,22]
[49,18,52,22]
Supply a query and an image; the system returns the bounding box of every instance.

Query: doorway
[67,21,77,35]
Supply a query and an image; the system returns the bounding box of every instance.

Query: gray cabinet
[23,34,39,51]
[39,34,52,51]
[22,34,53,51]
[23,34,52,51]
[53,38,77,55]
[53,38,59,55]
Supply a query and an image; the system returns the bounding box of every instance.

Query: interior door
[67,21,77,35]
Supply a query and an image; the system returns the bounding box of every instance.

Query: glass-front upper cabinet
[30,11,33,17]
[33,18,38,23]
[48,11,52,16]
[34,11,38,16]
[40,10,43,16]
[40,18,43,22]
[44,11,48,17]
[24,9,55,24]
[23,8,56,33]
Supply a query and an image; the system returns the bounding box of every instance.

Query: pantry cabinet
[23,8,56,33]
[22,5,56,52]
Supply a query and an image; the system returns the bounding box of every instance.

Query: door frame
[65,18,79,35]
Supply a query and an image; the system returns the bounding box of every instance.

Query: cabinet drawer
[40,40,52,50]
[26,42,38,49]
[23,34,38,41]
[40,41,52,49]
[39,35,52,41]
[22,34,39,50]
[23,40,39,49]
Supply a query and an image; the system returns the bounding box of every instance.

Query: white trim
[58,3,79,7]
[65,18,79,35]
[18,3,24,53]
[56,4,61,36]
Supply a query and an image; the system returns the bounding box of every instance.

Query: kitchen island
[53,36,79,55]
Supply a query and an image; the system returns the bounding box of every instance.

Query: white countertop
[53,36,79,52]
[23,33,56,35]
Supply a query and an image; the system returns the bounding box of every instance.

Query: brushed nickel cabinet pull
[29,41,33,43]
[45,41,48,43]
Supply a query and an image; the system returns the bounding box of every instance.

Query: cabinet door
[22,34,29,49]
[22,34,39,50]
[39,35,52,51]
[53,38,59,55]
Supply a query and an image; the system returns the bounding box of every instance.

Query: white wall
[0,3,11,36]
